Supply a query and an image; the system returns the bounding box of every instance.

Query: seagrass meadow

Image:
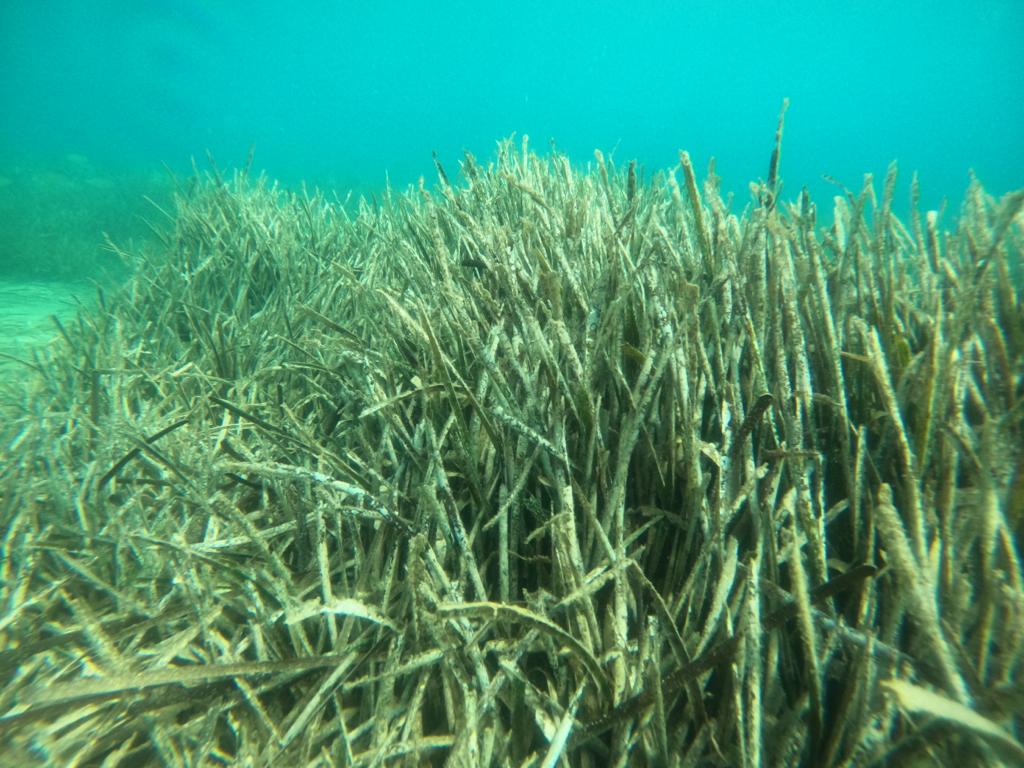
[1,130,1023,767]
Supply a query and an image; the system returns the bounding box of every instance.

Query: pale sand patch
[0,280,97,378]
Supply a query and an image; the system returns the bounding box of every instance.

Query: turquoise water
[1,0,1022,214]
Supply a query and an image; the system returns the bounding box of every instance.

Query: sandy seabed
[0,279,94,380]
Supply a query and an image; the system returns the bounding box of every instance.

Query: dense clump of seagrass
[1,132,1023,766]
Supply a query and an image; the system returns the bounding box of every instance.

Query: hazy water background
[0,0,1022,275]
